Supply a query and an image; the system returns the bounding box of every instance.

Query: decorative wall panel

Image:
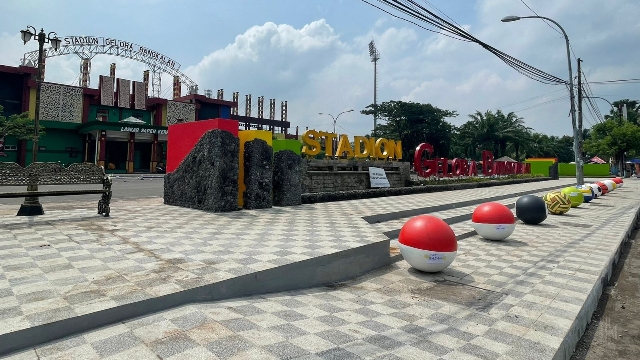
[38,83,83,123]
[133,81,146,110]
[100,75,114,106]
[166,101,196,125]
[117,79,131,108]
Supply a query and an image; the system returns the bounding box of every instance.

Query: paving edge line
[553,205,640,360]
[0,241,392,356]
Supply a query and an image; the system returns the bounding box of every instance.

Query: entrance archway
[22,35,198,97]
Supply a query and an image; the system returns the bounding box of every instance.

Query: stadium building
[0,35,294,173]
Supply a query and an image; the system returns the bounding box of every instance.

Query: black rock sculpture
[273,150,302,206]
[243,138,273,210]
[164,129,239,212]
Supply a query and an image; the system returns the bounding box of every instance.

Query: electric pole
[576,58,584,185]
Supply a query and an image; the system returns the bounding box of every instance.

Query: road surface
[0,176,164,205]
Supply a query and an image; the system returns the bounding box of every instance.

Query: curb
[301,177,552,204]
[108,175,165,179]
[553,205,640,360]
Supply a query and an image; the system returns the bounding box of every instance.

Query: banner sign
[120,127,168,135]
[369,167,391,188]
[0,136,5,157]
[413,143,531,178]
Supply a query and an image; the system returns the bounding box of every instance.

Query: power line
[511,94,570,113]
[518,0,580,62]
[337,124,356,136]
[491,88,567,110]
[362,0,568,85]
[360,0,472,42]
[518,0,561,37]
[587,78,640,84]
[580,69,605,122]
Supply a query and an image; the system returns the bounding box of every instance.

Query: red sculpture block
[166,118,239,173]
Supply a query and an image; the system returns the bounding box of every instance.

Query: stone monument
[164,129,239,212]
[243,138,273,210]
[273,150,303,206]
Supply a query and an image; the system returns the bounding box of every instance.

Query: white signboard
[369,167,390,188]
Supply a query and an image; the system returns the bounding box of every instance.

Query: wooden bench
[0,162,112,216]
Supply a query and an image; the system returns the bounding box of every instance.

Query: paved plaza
[0,178,638,359]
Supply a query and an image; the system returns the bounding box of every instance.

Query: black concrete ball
[515,195,547,225]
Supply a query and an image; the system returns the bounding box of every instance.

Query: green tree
[605,99,640,125]
[460,110,532,160]
[584,119,640,169]
[361,100,457,159]
[0,105,44,140]
[519,132,574,162]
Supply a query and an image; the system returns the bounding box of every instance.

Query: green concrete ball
[561,186,584,208]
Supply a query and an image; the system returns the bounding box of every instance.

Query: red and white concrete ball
[595,181,609,195]
[398,215,457,273]
[603,179,616,192]
[471,202,516,241]
[613,177,624,188]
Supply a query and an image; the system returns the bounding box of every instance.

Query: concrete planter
[301,177,551,204]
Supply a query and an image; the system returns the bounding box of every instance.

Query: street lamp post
[502,15,583,186]
[319,109,354,157]
[17,26,61,216]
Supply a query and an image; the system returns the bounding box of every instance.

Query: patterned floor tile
[1,178,637,359]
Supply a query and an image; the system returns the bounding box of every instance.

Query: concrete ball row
[398,177,624,273]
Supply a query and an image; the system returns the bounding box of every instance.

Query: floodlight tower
[369,40,380,133]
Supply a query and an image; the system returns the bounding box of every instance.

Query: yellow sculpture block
[335,135,354,158]
[301,130,321,156]
[353,136,370,158]
[238,130,273,208]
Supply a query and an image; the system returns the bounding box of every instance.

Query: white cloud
[1,0,639,139]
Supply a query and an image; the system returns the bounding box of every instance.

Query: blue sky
[1,0,639,138]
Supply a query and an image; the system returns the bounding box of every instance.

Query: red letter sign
[482,150,494,176]
[413,143,438,178]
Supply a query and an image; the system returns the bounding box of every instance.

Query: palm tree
[495,111,532,160]
[466,110,532,159]
[467,111,501,155]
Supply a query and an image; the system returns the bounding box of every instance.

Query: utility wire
[361,0,472,41]
[580,69,605,122]
[421,0,465,29]
[583,90,604,123]
[337,124,356,136]
[518,0,580,62]
[364,0,568,85]
[491,88,567,110]
[518,0,562,37]
[511,95,570,113]
[587,78,640,84]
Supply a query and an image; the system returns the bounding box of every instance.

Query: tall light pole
[18,26,61,216]
[319,109,354,157]
[502,15,583,186]
[369,40,380,134]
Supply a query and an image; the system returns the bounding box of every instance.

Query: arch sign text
[62,36,178,70]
